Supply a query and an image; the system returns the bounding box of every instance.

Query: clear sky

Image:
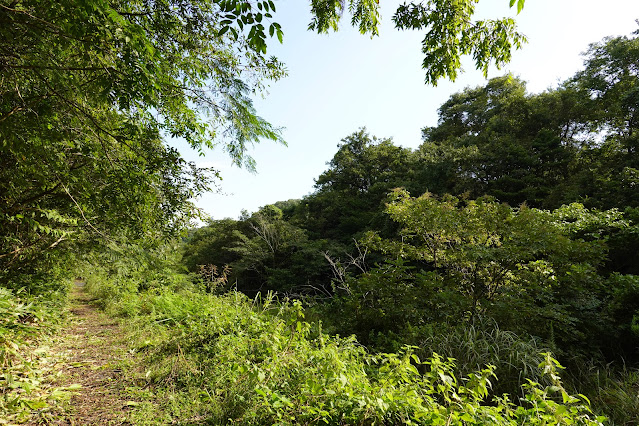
[179,0,639,220]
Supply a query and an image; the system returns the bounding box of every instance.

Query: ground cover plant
[81,266,605,425]
[0,281,75,423]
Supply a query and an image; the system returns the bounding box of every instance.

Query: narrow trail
[35,283,139,425]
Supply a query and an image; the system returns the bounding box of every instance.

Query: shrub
[101,284,605,425]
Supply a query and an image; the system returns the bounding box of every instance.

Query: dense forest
[176,33,639,422]
[1,0,638,424]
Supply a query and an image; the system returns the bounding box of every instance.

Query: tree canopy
[309,0,528,85]
[0,0,533,282]
[0,0,288,280]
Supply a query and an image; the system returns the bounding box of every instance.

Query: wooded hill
[176,30,639,423]
[1,0,638,423]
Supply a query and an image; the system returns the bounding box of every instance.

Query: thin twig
[60,181,110,242]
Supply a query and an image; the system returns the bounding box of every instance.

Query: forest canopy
[182,27,639,360]
[0,0,287,283]
[173,29,639,423]
[0,0,530,284]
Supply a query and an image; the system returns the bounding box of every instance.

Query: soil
[31,283,139,425]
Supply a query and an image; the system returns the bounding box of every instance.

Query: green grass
[0,285,74,423]
[85,279,605,425]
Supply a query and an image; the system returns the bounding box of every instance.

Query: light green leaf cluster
[307,0,528,85]
[392,0,527,85]
[351,191,617,351]
[509,0,526,14]
[551,203,629,239]
[218,0,284,53]
[308,0,381,36]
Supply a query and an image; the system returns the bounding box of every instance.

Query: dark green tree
[417,76,583,207]
[562,29,639,209]
[182,219,247,273]
[341,191,635,359]
[305,129,416,242]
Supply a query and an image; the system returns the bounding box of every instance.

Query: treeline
[181,31,639,422]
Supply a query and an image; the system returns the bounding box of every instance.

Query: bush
[88,279,604,425]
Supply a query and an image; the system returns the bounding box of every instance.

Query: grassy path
[34,284,139,425]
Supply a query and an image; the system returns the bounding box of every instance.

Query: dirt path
[35,283,139,425]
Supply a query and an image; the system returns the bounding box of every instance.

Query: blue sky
[179,0,639,220]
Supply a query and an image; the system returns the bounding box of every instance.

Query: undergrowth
[81,266,606,425]
[0,284,78,424]
[565,359,639,425]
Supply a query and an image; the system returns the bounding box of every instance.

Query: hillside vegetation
[2,1,639,423]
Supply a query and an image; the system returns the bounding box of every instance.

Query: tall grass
[415,317,550,398]
[564,359,639,425]
[81,266,605,425]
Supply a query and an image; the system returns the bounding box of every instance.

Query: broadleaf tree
[0,0,286,281]
[1,0,531,285]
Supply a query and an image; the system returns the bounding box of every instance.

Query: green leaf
[24,400,48,410]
